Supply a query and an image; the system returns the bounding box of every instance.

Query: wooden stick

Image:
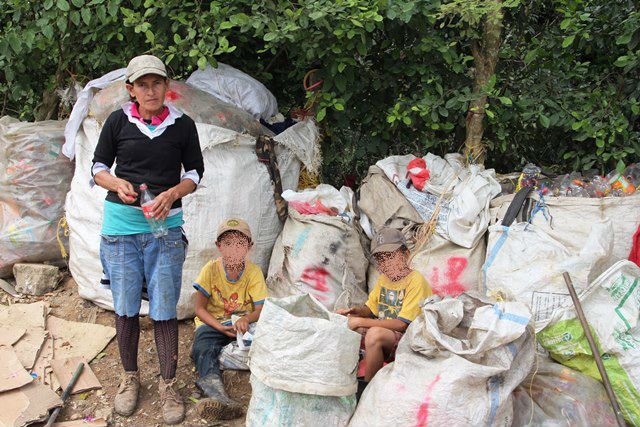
[562,272,626,427]
[44,362,84,427]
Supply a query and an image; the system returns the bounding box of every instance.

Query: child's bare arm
[336,305,374,318]
[347,317,408,333]
[194,292,235,337]
[235,304,264,334]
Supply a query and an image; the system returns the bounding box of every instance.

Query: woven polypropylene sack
[511,358,617,427]
[0,117,73,277]
[246,374,356,427]
[186,63,278,120]
[490,192,640,272]
[248,294,360,396]
[483,221,612,331]
[538,260,640,426]
[360,166,484,297]
[89,79,266,138]
[267,208,368,311]
[349,293,534,427]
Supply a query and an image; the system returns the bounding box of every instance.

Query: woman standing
[92,55,204,424]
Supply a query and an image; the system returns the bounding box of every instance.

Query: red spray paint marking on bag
[300,267,330,302]
[415,374,441,427]
[429,257,468,296]
[165,90,180,102]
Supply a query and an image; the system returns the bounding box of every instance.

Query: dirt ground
[0,273,251,427]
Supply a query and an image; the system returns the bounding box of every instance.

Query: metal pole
[562,272,626,427]
[44,362,85,427]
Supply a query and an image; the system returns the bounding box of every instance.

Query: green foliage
[0,0,638,183]
[490,1,640,173]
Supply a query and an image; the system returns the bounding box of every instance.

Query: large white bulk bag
[349,293,534,427]
[246,374,356,427]
[248,294,360,396]
[375,153,501,248]
[367,232,486,296]
[359,165,484,297]
[538,260,640,426]
[489,192,640,271]
[65,81,317,319]
[267,185,369,311]
[483,220,611,331]
[247,294,360,426]
[186,63,278,120]
[0,117,73,277]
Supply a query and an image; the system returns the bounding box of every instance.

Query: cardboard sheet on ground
[0,302,48,369]
[0,381,62,426]
[0,326,25,345]
[51,358,101,394]
[0,345,33,392]
[46,316,115,362]
[31,335,54,386]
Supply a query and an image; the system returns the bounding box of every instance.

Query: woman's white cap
[126,55,167,83]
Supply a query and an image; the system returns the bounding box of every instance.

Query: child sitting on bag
[337,227,432,387]
[191,218,268,421]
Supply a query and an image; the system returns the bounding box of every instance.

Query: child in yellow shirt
[338,227,432,388]
[191,218,268,421]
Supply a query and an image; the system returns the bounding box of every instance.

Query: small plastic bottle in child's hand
[140,183,168,237]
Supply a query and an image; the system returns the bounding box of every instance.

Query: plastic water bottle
[139,183,168,237]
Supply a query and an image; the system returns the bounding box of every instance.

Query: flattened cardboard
[46,316,115,362]
[0,381,62,427]
[0,345,33,392]
[0,384,29,426]
[31,335,54,388]
[51,357,101,394]
[0,326,25,346]
[0,302,48,369]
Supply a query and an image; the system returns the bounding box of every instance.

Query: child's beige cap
[371,227,406,254]
[216,218,252,241]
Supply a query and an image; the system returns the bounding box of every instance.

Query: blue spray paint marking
[487,376,501,426]
[491,304,530,326]
[482,227,509,292]
[260,385,276,425]
[292,227,311,257]
[506,342,518,359]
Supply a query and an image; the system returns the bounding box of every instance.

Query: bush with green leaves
[0,0,638,184]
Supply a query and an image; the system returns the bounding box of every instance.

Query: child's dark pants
[191,324,234,378]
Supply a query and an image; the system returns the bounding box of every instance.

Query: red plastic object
[406,158,430,191]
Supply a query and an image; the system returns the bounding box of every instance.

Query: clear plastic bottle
[551,174,571,196]
[623,164,640,189]
[588,175,610,198]
[568,179,589,197]
[606,171,636,195]
[139,183,168,237]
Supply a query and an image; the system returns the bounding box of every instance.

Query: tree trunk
[464,0,504,165]
[35,23,67,121]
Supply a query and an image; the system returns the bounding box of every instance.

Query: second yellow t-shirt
[193,258,268,328]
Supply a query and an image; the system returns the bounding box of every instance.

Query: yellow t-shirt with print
[365,270,432,323]
[193,258,268,328]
